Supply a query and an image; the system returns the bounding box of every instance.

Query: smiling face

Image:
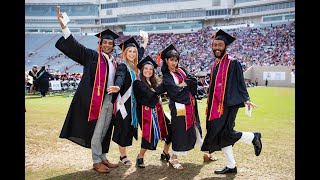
[142,64,154,80]
[166,57,178,72]
[212,39,226,59]
[125,47,137,63]
[100,39,114,55]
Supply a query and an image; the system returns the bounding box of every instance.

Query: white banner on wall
[50,80,62,91]
[263,72,286,80]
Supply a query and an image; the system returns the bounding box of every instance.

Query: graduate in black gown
[107,37,143,166]
[200,29,262,174]
[133,55,172,168]
[158,44,208,170]
[35,66,50,97]
[55,5,119,173]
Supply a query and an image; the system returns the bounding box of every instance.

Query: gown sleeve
[114,63,127,88]
[224,60,250,107]
[55,35,97,67]
[133,80,157,100]
[179,67,198,96]
[235,60,250,102]
[138,47,145,61]
[133,80,158,108]
[162,73,190,104]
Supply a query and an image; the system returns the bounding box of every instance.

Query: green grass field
[25,87,295,179]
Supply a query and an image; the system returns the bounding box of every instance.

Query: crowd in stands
[25,21,295,95]
[141,21,295,74]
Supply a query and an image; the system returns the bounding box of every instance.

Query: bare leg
[163,143,170,154]
[138,148,147,158]
[119,145,126,157]
[30,84,34,93]
[119,146,132,165]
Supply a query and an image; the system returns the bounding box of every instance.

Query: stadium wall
[244,65,295,87]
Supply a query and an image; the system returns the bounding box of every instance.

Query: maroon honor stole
[173,68,196,130]
[88,51,115,121]
[207,54,231,121]
[142,102,168,143]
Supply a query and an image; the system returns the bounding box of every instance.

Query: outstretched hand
[107,86,120,94]
[244,101,257,111]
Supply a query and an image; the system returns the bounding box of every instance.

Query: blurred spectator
[35,66,51,97]
[28,65,38,94]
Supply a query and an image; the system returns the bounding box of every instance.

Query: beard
[213,48,226,59]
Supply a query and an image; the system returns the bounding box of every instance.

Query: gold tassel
[97,86,100,96]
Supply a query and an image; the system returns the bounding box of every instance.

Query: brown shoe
[93,162,110,173]
[102,159,119,168]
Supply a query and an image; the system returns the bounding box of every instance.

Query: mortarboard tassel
[157,51,162,66]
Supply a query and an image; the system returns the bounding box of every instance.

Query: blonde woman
[107,37,141,166]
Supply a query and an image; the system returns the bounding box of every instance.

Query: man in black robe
[55,6,119,173]
[201,29,262,174]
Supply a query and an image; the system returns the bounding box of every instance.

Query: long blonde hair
[123,46,138,75]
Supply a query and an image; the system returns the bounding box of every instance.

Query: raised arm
[55,5,97,66]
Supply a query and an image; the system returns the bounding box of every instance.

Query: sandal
[160,151,170,162]
[169,159,184,170]
[136,156,145,168]
[119,156,132,166]
[203,153,218,162]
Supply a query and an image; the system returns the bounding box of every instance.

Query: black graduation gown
[112,63,138,147]
[133,80,172,150]
[161,68,202,152]
[35,69,50,94]
[55,35,113,153]
[201,57,250,153]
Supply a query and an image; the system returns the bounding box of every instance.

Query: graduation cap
[95,29,119,41]
[156,44,180,66]
[212,29,236,46]
[159,44,179,60]
[137,55,158,70]
[118,37,140,51]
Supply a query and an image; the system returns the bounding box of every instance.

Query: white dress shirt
[102,52,116,88]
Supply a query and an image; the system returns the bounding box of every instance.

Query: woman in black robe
[159,44,205,170]
[107,37,141,166]
[133,55,172,168]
